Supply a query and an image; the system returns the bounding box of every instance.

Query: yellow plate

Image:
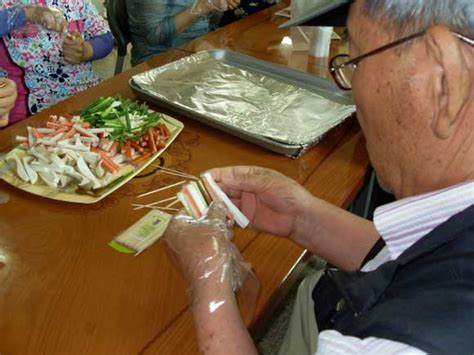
[0,113,184,204]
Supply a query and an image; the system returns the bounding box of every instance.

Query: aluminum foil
[132,51,355,146]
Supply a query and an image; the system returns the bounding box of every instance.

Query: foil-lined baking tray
[129,50,355,157]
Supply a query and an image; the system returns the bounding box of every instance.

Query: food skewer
[130,204,180,212]
[132,196,178,210]
[165,199,181,208]
[154,169,199,180]
[136,180,187,198]
[151,165,198,180]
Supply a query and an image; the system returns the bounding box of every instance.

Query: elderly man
[163,0,474,354]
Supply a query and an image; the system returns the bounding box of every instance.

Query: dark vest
[313,204,474,354]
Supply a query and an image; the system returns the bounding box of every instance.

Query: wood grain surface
[0,3,369,354]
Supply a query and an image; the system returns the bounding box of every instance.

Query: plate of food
[0,96,184,204]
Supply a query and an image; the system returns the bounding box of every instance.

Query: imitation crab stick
[159,123,170,137]
[125,141,132,160]
[130,141,144,153]
[201,173,250,228]
[131,152,151,165]
[95,149,120,172]
[32,128,43,139]
[148,128,157,153]
[101,159,119,173]
[62,128,77,140]
[109,141,119,154]
[182,186,203,218]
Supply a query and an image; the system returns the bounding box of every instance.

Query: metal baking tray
[129,49,355,158]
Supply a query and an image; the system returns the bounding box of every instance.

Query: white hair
[364,0,474,38]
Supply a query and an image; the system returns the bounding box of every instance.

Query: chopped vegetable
[6,96,173,192]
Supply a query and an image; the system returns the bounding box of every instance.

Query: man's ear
[425,25,471,139]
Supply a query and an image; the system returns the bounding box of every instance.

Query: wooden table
[0,3,369,354]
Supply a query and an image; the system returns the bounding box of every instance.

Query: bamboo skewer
[155,169,199,180]
[131,204,180,212]
[132,196,178,210]
[152,165,198,180]
[136,180,187,198]
[165,199,181,208]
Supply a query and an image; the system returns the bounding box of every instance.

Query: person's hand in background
[227,0,240,10]
[23,5,67,33]
[191,0,241,15]
[63,32,94,64]
[0,79,17,128]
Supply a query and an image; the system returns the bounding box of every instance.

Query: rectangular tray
[129,49,354,158]
[0,113,184,204]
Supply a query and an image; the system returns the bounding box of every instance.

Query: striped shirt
[316,180,474,354]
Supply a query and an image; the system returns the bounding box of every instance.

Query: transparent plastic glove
[164,201,259,317]
[190,0,241,16]
[24,5,67,33]
[0,79,17,128]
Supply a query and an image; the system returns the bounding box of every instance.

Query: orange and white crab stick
[201,172,249,228]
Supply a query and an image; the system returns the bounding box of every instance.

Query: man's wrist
[191,279,234,307]
[291,193,319,244]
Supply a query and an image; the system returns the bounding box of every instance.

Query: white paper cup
[308,26,333,58]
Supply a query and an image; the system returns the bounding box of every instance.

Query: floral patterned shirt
[1,0,111,114]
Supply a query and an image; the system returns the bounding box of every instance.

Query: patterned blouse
[0,0,111,115]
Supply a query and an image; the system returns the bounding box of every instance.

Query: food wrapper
[109,209,172,255]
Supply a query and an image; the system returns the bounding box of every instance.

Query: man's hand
[63,32,94,64]
[163,202,237,294]
[24,5,67,33]
[164,202,258,355]
[208,166,314,239]
[210,166,380,271]
[0,79,17,128]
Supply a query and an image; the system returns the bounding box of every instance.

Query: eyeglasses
[330,30,474,90]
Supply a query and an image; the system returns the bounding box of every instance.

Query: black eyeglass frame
[330,30,474,90]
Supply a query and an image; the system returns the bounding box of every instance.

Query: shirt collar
[373,180,474,261]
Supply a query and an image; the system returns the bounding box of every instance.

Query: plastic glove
[63,32,94,64]
[190,0,241,16]
[23,5,67,33]
[163,202,258,314]
[0,79,17,128]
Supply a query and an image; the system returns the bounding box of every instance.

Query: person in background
[0,73,17,128]
[163,0,474,354]
[127,0,240,66]
[0,2,113,127]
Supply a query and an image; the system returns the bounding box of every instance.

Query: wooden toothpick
[136,180,187,198]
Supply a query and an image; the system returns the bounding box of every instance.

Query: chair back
[106,0,131,57]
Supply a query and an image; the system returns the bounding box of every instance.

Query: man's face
[347,1,436,197]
